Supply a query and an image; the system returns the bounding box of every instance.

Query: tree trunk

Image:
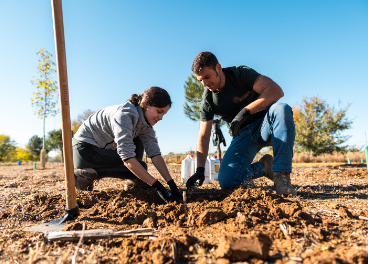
[40,149,46,169]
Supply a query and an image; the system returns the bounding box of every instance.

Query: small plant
[76,198,81,207]
[157,211,163,216]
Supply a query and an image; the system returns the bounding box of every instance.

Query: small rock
[198,208,226,226]
[216,233,272,261]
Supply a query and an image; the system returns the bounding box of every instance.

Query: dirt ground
[0,163,368,264]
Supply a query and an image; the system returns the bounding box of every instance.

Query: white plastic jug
[181,155,192,183]
[204,157,210,184]
[190,154,196,175]
[209,156,220,181]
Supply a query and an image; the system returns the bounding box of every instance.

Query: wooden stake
[51,0,77,210]
[44,228,158,242]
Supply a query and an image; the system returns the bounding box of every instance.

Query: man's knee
[273,103,293,117]
[218,173,237,189]
[271,103,295,127]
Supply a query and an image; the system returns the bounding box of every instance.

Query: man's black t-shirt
[199,66,268,135]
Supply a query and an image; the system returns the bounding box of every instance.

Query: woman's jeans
[72,137,147,179]
[219,103,295,189]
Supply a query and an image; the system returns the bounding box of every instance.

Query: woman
[72,86,182,203]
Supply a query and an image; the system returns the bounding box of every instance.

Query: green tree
[27,135,44,157]
[31,48,59,150]
[184,74,205,121]
[71,109,95,133]
[0,135,16,162]
[293,96,352,156]
[184,74,224,125]
[46,129,63,161]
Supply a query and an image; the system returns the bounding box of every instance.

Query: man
[186,52,296,196]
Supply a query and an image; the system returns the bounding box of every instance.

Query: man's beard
[212,71,222,93]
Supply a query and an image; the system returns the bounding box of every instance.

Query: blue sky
[1,1,367,156]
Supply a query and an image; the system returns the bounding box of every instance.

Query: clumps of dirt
[338,206,354,218]
[1,164,368,263]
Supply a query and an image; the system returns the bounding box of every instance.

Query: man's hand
[151,180,175,204]
[186,167,205,190]
[167,179,183,203]
[230,108,250,137]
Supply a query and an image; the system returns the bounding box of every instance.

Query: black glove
[186,167,205,190]
[151,180,175,204]
[230,108,250,137]
[167,179,183,203]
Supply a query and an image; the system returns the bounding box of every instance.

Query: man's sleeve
[238,66,260,91]
[199,90,214,121]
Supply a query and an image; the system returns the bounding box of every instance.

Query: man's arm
[246,75,284,114]
[196,120,213,168]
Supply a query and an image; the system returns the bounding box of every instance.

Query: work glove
[151,180,175,204]
[230,108,250,137]
[186,167,205,190]
[167,179,183,203]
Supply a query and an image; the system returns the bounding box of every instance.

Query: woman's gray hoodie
[74,101,161,161]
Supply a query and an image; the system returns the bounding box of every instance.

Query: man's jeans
[218,103,295,189]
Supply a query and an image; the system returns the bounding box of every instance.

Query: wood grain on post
[51,0,77,210]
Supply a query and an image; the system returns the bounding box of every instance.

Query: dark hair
[129,86,172,109]
[191,52,219,74]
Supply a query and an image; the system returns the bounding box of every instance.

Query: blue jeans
[218,103,295,189]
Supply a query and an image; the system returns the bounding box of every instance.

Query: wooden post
[217,145,222,163]
[51,0,77,210]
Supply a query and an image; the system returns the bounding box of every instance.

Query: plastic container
[209,156,220,181]
[17,161,22,165]
[204,157,210,184]
[190,154,196,175]
[181,155,192,183]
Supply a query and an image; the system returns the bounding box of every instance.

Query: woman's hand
[167,179,183,203]
[151,180,175,204]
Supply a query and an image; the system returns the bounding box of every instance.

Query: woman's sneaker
[123,179,150,191]
[74,168,99,191]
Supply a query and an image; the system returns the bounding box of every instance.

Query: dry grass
[160,151,367,164]
[293,151,366,163]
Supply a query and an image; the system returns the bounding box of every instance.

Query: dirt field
[0,163,368,263]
